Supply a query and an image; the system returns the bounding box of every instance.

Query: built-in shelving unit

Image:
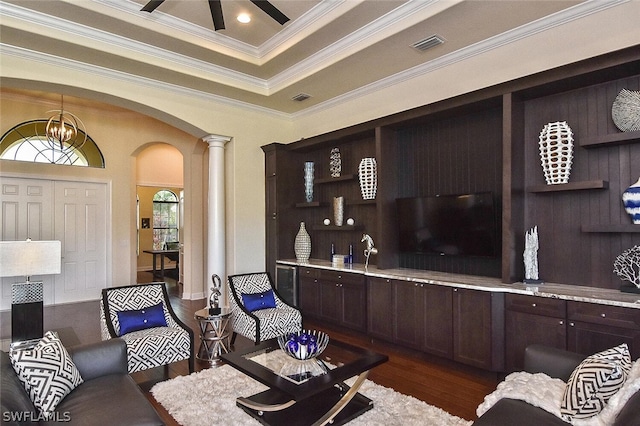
[580,130,640,148]
[581,225,640,233]
[527,180,609,193]
[263,47,640,288]
[311,225,364,232]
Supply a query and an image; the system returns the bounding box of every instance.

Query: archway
[136,143,184,293]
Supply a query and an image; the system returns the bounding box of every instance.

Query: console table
[143,249,179,281]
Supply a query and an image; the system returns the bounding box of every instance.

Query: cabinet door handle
[453,288,458,292]
[338,275,342,279]
[559,320,564,325]
[569,322,575,327]
[601,313,606,318]
[272,213,277,219]
[532,303,537,307]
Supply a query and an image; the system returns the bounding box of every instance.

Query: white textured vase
[333,196,344,226]
[294,222,311,262]
[358,157,377,200]
[622,178,640,224]
[304,161,314,202]
[538,121,574,185]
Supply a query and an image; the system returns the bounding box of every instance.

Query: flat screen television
[396,192,499,257]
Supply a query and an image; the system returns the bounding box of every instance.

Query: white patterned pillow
[10,331,84,420]
[560,343,632,421]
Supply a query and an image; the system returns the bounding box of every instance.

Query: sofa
[473,345,640,426]
[1,338,164,425]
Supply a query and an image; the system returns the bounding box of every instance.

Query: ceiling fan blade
[250,0,290,25]
[208,0,225,31]
[141,0,165,13]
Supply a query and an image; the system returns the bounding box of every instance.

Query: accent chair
[227,272,302,345]
[100,282,194,374]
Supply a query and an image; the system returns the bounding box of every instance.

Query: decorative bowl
[277,329,329,360]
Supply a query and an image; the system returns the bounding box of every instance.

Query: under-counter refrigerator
[275,264,298,307]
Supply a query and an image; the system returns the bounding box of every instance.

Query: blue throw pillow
[241,290,277,312]
[116,302,168,336]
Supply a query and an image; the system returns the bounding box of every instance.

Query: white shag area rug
[151,364,471,426]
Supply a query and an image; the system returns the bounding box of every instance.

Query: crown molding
[0,0,628,121]
[0,44,290,121]
[292,0,630,119]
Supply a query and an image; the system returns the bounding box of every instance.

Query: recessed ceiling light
[237,13,251,24]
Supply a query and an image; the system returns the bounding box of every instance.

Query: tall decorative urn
[538,121,574,185]
[623,178,640,224]
[358,157,377,200]
[304,161,314,202]
[294,222,311,262]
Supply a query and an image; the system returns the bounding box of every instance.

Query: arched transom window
[0,120,105,168]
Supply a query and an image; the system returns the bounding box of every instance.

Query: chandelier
[44,95,87,151]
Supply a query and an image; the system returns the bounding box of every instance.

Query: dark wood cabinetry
[367,277,394,340]
[423,284,454,358]
[567,301,640,359]
[505,295,640,371]
[452,288,504,371]
[392,280,453,358]
[298,267,320,319]
[301,268,366,332]
[505,294,567,371]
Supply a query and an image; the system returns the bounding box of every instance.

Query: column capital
[202,134,232,148]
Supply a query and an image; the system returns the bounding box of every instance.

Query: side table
[194,307,231,363]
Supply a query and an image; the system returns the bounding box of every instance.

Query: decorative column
[202,134,231,304]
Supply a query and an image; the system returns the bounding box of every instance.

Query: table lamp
[0,239,61,344]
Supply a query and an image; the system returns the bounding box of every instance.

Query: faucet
[361,233,378,271]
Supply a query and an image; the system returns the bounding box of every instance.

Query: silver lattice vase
[304,161,314,202]
[358,157,377,200]
[330,147,341,178]
[294,222,311,262]
[538,121,573,185]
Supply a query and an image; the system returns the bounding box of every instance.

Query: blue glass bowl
[277,329,329,360]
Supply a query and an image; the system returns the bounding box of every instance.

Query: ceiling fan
[141,0,290,31]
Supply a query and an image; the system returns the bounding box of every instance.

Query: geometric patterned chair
[99,282,194,374]
[227,272,302,345]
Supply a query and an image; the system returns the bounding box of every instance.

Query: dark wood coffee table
[221,337,388,426]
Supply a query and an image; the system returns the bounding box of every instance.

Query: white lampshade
[0,239,61,279]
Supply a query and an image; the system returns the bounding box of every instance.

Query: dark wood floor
[1,274,499,424]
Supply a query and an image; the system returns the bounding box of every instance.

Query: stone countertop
[277,259,640,309]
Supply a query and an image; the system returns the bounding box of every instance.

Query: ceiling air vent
[291,93,312,102]
[411,34,445,52]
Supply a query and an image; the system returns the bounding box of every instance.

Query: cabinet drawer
[567,301,640,329]
[506,294,566,317]
[318,269,364,285]
[299,267,320,279]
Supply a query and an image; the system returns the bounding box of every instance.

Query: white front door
[53,181,107,304]
[0,177,55,308]
[0,176,108,308]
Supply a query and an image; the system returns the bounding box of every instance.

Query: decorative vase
[330,147,341,178]
[358,157,377,200]
[622,178,640,224]
[304,161,314,202]
[333,196,344,226]
[538,121,573,185]
[294,222,311,262]
[612,89,640,132]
